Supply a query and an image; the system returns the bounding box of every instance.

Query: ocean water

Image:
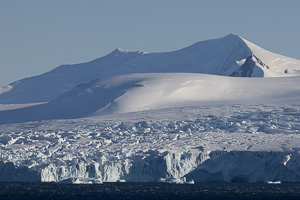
[1,182,300,200]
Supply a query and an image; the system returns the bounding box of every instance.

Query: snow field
[1,73,300,126]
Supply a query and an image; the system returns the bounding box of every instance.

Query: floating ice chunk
[158,177,194,184]
[267,181,281,184]
[282,154,291,166]
[58,177,103,184]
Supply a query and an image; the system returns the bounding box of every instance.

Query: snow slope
[241,37,300,77]
[1,34,300,103]
[0,73,300,125]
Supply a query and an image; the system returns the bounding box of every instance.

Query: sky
[0,0,300,87]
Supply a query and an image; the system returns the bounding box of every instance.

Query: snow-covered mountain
[1,34,300,183]
[1,34,300,104]
[1,73,300,125]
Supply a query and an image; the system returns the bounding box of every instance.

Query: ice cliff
[1,150,300,183]
[1,104,300,183]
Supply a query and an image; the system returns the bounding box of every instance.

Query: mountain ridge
[1,34,300,104]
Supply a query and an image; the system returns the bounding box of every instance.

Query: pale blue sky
[1,0,300,87]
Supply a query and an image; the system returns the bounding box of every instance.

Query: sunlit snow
[1,34,300,183]
[1,34,300,104]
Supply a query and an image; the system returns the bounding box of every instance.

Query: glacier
[1,104,300,183]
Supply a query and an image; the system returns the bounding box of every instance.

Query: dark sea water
[1,182,300,200]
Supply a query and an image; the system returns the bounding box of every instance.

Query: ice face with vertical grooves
[38,151,300,183]
[2,150,300,183]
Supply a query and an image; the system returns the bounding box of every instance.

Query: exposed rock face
[230,55,268,77]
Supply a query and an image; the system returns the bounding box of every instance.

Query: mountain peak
[216,33,242,41]
[1,34,300,104]
[115,48,130,53]
[224,33,239,37]
[113,48,147,55]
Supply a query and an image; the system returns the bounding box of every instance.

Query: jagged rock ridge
[230,54,269,77]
